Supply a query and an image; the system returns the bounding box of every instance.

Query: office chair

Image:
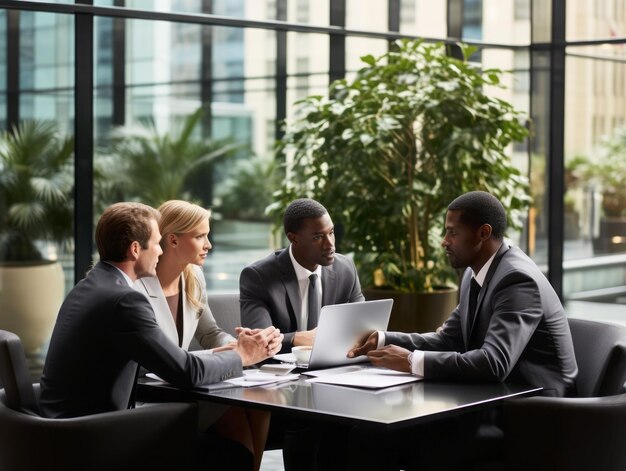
[0,329,198,471]
[207,292,241,337]
[503,318,626,471]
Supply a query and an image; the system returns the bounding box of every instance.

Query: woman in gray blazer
[135,200,269,471]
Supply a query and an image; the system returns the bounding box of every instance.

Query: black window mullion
[74,1,94,283]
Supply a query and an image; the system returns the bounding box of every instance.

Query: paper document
[273,353,297,363]
[225,370,300,388]
[144,372,237,392]
[305,367,420,389]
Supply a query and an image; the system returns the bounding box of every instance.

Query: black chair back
[0,330,38,415]
[207,293,241,337]
[569,318,626,397]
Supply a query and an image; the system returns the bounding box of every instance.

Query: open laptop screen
[304,298,393,370]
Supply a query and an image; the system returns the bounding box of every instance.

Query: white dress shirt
[288,245,323,331]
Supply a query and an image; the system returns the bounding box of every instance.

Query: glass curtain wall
[1,0,626,373]
[562,0,626,314]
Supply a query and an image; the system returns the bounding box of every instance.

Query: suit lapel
[179,273,197,350]
[136,276,179,346]
[460,269,473,349]
[321,265,337,307]
[467,243,511,348]
[277,249,302,330]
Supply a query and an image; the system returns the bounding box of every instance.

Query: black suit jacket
[386,244,578,397]
[40,262,242,418]
[240,248,364,352]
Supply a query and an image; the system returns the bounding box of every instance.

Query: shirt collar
[288,245,322,281]
[472,248,499,287]
[104,261,134,287]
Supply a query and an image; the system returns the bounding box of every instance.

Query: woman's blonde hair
[158,200,211,313]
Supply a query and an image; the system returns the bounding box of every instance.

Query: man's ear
[286,231,297,244]
[479,224,493,241]
[127,240,141,261]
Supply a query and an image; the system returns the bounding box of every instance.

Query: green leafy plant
[216,156,281,222]
[569,126,626,218]
[0,121,74,262]
[271,39,531,293]
[97,108,241,209]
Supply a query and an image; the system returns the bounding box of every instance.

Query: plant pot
[0,261,64,354]
[592,217,626,254]
[363,286,459,334]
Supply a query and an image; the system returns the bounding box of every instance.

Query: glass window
[286,32,329,119]
[400,0,447,39]
[568,0,626,41]
[0,11,75,375]
[563,46,626,308]
[287,0,329,25]
[482,0,530,46]
[346,0,387,32]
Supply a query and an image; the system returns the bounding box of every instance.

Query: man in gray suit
[348,191,578,470]
[240,198,364,353]
[40,202,282,418]
[350,191,577,396]
[240,198,364,470]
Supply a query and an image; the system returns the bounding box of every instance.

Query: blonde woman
[135,200,270,471]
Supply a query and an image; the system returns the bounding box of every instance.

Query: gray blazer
[240,248,364,352]
[385,244,578,397]
[134,265,234,351]
[40,262,242,418]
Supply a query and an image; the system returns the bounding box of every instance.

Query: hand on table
[366,345,412,373]
[234,326,283,366]
[292,328,317,347]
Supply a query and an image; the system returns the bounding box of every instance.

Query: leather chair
[503,318,626,471]
[0,329,199,471]
[206,293,287,452]
[207,292,241,337]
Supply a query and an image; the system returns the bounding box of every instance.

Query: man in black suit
[240,198,364,470]
[348,191,578,470]
[240,198,364,352]
[40,202,282,467]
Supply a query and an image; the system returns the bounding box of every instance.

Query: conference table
[138,372,541,431]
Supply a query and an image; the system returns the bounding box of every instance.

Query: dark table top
[138,375,541,431]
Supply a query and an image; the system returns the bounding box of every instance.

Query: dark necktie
[468,278,481,332]
[307,274,319,330]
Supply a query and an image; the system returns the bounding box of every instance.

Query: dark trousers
[345,409,503,471]
[195,429,254,470]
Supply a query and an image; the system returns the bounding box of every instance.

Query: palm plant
[98,108,241,209]
[0,121,74,262]
[217,156,281,222]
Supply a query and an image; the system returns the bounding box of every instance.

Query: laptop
[279,298,393,371]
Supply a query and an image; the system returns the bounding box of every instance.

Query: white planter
[0,261,64,354]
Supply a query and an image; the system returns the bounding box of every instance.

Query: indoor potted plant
[569,126,626,254]
[270,40,531,332]
[0,120,74,353]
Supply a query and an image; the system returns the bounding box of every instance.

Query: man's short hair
[95,202,160,262]
[283,198,329,234]
[448,191,507,241]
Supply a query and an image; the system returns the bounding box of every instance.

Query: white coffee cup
[291,346,312,364]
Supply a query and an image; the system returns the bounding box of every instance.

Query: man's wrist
[407,351,414,373]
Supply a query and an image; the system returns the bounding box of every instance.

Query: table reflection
[206,378,537,426]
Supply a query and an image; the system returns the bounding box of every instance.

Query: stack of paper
[304,366,420,389]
